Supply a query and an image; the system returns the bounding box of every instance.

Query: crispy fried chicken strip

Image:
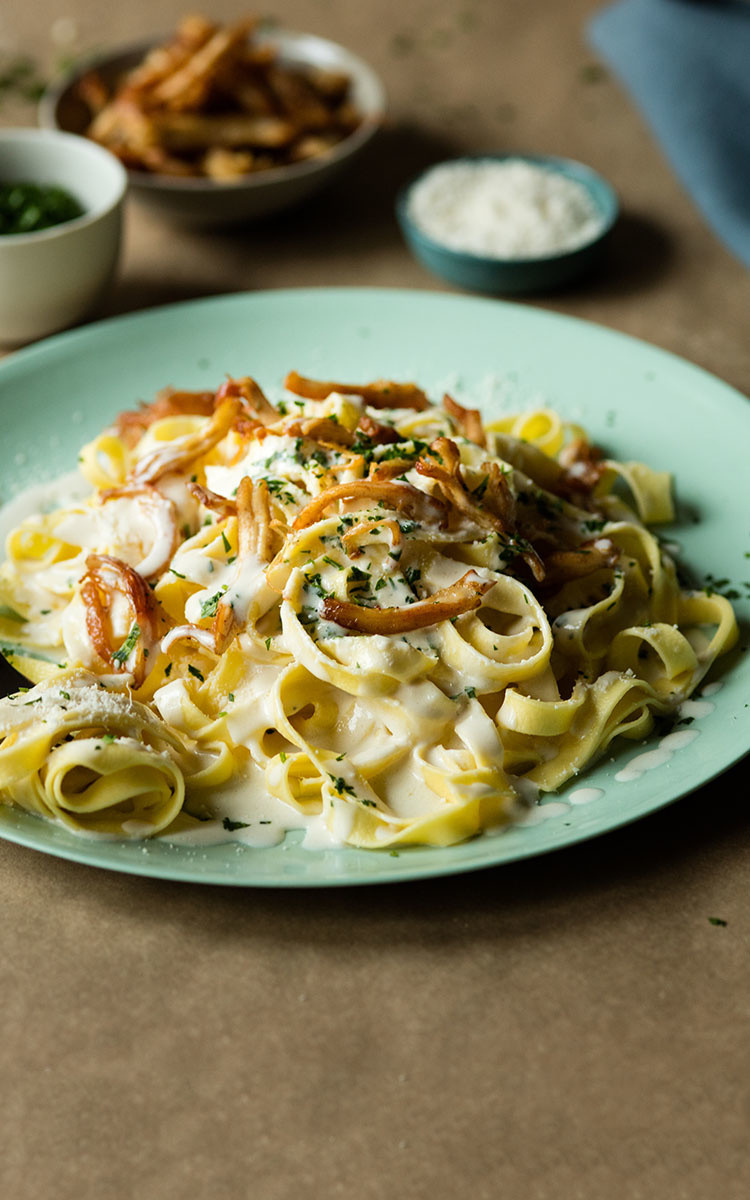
[284,371,430,411]
[292,479,448,530]
[321,571,493,634]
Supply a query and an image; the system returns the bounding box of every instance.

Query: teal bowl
[396,153,619,294]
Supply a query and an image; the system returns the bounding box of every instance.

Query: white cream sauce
[0,470,91,550]
[701,681,724,698]
[568,787,605,805]
[614,728,699,783]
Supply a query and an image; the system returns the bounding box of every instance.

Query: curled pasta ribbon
[501,672,669,789]
[487,408,567,456]
[0,672,191,836]
[131,398,241,485]
[598,460,674,524]
[37,738,184,836]
[78,433,130,489]
[434,574,553,693]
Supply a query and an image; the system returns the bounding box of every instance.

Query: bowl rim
[39,28,387,195]
[0,126,126,245]
[396,152,620,268]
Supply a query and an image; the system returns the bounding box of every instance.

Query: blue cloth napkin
[588,0,750,265]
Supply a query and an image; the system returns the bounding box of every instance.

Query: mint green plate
[1,288,748,885]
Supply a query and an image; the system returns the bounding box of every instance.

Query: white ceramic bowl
[40,30,386,227]
[0,128,126,346]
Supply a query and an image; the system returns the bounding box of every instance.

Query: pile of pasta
[0,372,737,846]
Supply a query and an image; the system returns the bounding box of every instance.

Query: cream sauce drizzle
[614,728,699,783]
[568,787,605,805]
[0,471,91,549]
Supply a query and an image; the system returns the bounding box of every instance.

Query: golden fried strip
[216,376,279,425]
[188,482,237,520]
[80,554,158,687]
[131,398,241,485]
[357,414,401,444]
[122,15,217,98]
[321,571,493,634]
[284,371,430,411]
[150,19,256,111]
[115,388,216,446]
[341,518,402,559]
[443,393,486,447]
[210,478,273,654]
[265,65,333,130]
[558,438,608,495]
[482,462,516,527]
[237,477,273,562]
[541,539,619,590]
[292,479,448,531]
[416,438,502,532]
[151,112,296,151]
[281,417,355,448]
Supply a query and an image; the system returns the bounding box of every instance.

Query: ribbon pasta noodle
[0,371,737,847]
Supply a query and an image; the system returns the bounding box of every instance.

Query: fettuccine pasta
[0,371,737,847]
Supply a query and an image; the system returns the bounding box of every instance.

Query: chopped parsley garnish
[304,572,329,599]
[199,588,227,619]
[328,775,355,796]
[403,565,421,591]
[708,917,728,927]
[349,565,371,588]
[111,623,141,665]
[164,662,172,677]
[188,665,205,682]
[221,530,231,554]
[223,817,250,831]
[169,567,186,579]
[322,556,344,570]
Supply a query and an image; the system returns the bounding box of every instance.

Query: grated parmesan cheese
[407,158,605,259]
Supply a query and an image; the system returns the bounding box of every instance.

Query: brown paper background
[1,2,749,1196]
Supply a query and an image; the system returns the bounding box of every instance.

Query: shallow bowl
[0,128,126,346]
[396,153,619,294]
[40,30,386,227]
